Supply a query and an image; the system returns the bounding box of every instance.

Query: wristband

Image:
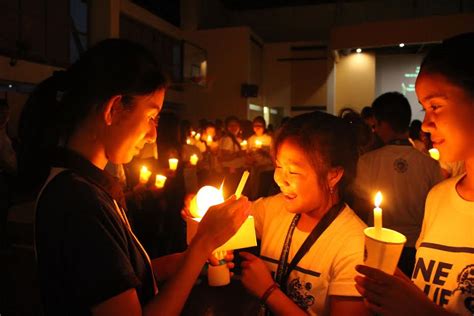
[260,282,279,305]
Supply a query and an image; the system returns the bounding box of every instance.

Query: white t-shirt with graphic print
[413,174,474,316]
[354,144,442,247]
[251,194,366,316]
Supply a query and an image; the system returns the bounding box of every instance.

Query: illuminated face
[205,126,216,138]
[106,89,164,164]
[274,139,327,216]
[253,122,265,136]
[227,120,241,136]
[416,72,474,162]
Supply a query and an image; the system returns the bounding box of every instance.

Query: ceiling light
[356,48,362,53]
[399,43,405,47]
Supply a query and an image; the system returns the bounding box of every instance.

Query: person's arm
[329,296,370,316]
[92,196,251,316]
[151,252,185,281]
[240,252,308,315]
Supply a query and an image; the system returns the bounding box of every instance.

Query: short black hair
[372,92,411,133]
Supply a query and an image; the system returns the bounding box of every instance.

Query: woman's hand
[240,251,275,298]
[209,250,235,272]
[354,265,447,316]
[194,195,251,253]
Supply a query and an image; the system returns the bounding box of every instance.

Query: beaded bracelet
[260,282,279,305]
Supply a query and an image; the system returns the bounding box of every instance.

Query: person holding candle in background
[239,111,370,315]
[246,116,274,199]
[20,39,250,316]
[355,33,474,316]
[352,91,442,276]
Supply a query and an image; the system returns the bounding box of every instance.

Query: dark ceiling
[219,0,367,10]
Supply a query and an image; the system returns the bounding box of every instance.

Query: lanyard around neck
[275,201,345,293]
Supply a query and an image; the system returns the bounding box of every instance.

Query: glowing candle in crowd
[255,139,262,149]
[191,130,196,137]
[206,135,213,146]
[194,133,201,141]
[186,138,192,145]
[240,140,248,150]
[235,171,250,199]
[374,191,383,237]
[429,148,440,161]
[190,154,199,166]
[155,174,167,189]
[139,166,152,184]
[168,158,179,171]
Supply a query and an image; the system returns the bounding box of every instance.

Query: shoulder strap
[279,201,345,292]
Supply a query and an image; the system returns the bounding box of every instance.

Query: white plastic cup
[363,227,407,275]
[207,264,230,286]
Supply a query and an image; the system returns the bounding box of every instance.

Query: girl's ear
[103,95,123,126]
[327,166,344,191]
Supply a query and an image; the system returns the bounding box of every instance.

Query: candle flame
[192,186,224,218]
[428,148,440,161]
[207,135,212,142]
[374,191,383,208]
[219,179,225,193]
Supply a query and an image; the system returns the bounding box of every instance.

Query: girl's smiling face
[416,72,474,163]
[274,138,329,217]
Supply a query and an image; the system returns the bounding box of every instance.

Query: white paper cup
[363,227,407,275]
[207,264,230,286]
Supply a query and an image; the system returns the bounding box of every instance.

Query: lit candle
[191,130,196,137]
[240,140,248,150]
[139,166,152,184]
[169,158,179,171]
[255,139,262,149]
[206,135,213,146]
[155,174,167,189]
[429,148,440,161]
[190,154,199,166]
[374,191,383,237]
[235,170,250,199]
[186,138,192,145]
[189,185,224,218]
[194,133,201,141]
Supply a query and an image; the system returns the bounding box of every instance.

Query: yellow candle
[194,133,201,141]
[206,135,213,146]
[255,139,262,149]
[155,174,167,189]
[429,148,440,161]
[139,166,152,184]
[168,158,179,171]
[240,140,248,150]
[235,170,250,199]
[190,154,199,166]
[374,191,383,236]
[191,130,196,137]
[186,138,192,145]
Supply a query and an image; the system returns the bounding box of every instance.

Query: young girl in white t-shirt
[240,111,370,316]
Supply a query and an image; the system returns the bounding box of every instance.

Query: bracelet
[260,282,279,305]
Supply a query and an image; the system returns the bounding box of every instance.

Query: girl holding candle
[355,33,474,316]
[22,39,250,316]
[240,111,370,315]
